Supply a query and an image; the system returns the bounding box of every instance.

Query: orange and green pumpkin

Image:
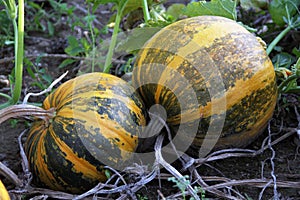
[25,72,147,193]
[132,16,277,156]
[0,180,10,200]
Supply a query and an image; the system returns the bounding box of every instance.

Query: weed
[0,7,14,47]
[24,57,53,91]
[26,0,75,36]
[137,194,148,200]
[168,175,207,200]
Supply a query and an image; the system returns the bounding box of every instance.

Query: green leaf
[121,0,153,17]
[87,0,138,13]
[26,65,36,79]
[27,1,42,10]
[104,169,111,179]
[47,21,54,36]
[166,3,185,20]
[108,0,154,23]
[41,73,53,84]
[2,0,17,20]
[10,119,18,128]
[268,0,300,27]
[105,0,157,23]
[0,9,12,35]
[292,47,300,58]
[116,27,161,53]
[58,58,76,69]
[272,52,296,69]
[183,0,237,20]
[80,37,91,53]
[240,0,268,11]
[87,0,120,13]
[65,36,84,56]
[83,14,96,24]
[87,0,119,4]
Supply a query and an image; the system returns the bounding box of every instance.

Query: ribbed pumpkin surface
[132,16,277,155]
[25,73,147,193]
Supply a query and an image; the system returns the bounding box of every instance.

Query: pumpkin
[0,180,10,200]
[25,72,147,193]
[132,16,277,156]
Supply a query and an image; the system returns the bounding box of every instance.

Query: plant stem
[0,93,12,100]
[142,0,150,22]
[282,87,300,93]
[103,3,127,73]
[0,0,24,109]
[266,25,291,55]
[87,6,96,72]
[277,74,298,93]
[11,0,25,104]
[0,104,55,125]
[90,29,96,73]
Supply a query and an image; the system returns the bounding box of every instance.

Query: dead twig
[0,161,23,187]
[266,122,279,200]
[190,167,242,200]
[154,174,300,189]
[73,174,120,200]
[18,129,32,187]
[157,189,166,200]
[201,178,300,190]
[23,71,68,104]
[257,128,296,154]
[73,164,158,199]
[10,187,77,199]
[294,104,300,147]
[117,167,158,200]
[155,135,201,200]
[194,148,257,165]
[160,117,299,199]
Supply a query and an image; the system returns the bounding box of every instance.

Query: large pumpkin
[25,73,147,193]
[132,16,277,156]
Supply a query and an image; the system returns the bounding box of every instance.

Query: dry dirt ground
[0,0,300,199]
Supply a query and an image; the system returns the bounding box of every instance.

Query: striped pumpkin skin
[25,72,147,193]
[0,180,10,200]
[132,16,277,154]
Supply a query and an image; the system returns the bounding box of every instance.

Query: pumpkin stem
[0,104,55,125]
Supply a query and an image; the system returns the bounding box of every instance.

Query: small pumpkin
[132,16,277,156]
[0,180,10,200]
[25,72,147,193]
